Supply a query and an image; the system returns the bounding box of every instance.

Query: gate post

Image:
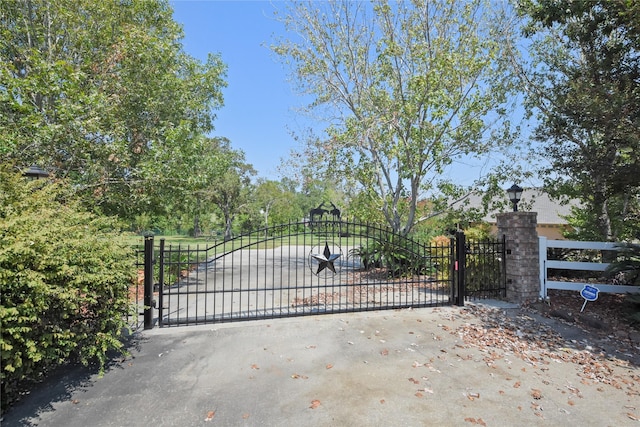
[454,231,466,306]
[496,212,539,304]
[143,235,154,330]
[157,239,165,328]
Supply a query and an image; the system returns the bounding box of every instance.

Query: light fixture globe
[506,184,523,212]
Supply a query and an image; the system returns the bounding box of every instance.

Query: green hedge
[0,167,135,408]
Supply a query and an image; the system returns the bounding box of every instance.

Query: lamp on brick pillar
[506,184,523,212]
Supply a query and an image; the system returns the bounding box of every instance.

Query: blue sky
[171,1,299,181]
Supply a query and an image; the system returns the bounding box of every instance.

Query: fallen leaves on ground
[464,417,487,426]
[448,305,639,394]
[204,410,215,422]
[310,400,321,409]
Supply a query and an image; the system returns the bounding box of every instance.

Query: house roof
[460,189,578,225]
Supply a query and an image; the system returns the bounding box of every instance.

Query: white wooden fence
[539,236,640,299]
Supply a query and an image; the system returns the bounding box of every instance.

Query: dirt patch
[528,289,640,343]
[482,289,640,378]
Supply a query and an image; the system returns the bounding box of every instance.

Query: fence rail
[539,236,640,299]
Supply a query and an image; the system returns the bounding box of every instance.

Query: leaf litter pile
[444,304,640,421]
[452,305,638,385]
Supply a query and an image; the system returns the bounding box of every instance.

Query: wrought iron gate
[142,221,456,327]
[139,222,506,328]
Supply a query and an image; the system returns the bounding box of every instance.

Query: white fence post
[538,236,547,300]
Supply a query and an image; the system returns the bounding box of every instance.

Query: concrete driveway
[3,303,639,426]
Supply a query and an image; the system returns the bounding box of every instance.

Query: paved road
[3,303,639,426]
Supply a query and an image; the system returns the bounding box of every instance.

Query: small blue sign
[580,285,599,302]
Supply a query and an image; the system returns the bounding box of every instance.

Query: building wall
[481,223,570,240]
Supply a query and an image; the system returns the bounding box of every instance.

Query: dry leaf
[326,364,333,369]
[242,413,250,419]
[71,399,79,404]
[498,390,505,395]
[306,345,316,349]
[627,413,639,421]
[409,378,419,384]
[380,399,385,404]
[251,364,259,370]
[531,389,542,400]
[291,374,308,379]
[568,400,575,406]
[205,410,216,422]
[380,349,389,356]
[513,381,521,388]
[415,392,424,398]
[310,400,321,409]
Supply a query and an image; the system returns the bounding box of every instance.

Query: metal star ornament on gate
[310,243,341,274]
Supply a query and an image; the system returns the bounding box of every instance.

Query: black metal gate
[140,222,506,328]
[141,221,453,327]
[464,235,507,301]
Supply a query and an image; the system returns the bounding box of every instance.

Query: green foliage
[464,237,505,297]
[0,167,135,407]
[193,137,256,240]
[351,233,431,278]
[606,243,640,287]
[250,179,306,230]
[1,0,227,221]
[605,243,640,324]
[519,0,640,241]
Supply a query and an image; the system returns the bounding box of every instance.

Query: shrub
[429,235,452,280]
[350,233,430,277]
[0,167,135,408]
[605,243,640,324]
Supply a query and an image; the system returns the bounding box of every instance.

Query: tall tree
[195,137,255,240]
[0,0,226,220]
[273,0,520,234]
[518,0,640,241]
[253,179,304,227]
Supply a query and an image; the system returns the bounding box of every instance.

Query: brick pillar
[496,212,539,305]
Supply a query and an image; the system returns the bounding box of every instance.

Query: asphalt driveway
[3,303,639,426]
